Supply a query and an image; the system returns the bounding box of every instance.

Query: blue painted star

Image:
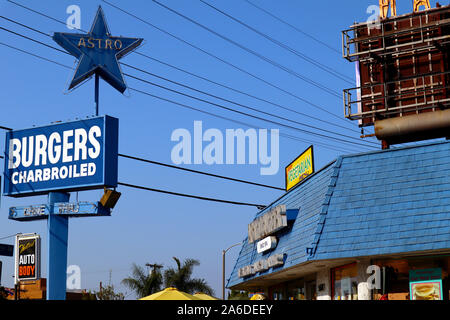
[53,6,142,93]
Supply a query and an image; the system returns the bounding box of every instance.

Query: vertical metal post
[46,192,70,300]
[95,73,99,116]
[222,242,241,300]
[222,250,225,300]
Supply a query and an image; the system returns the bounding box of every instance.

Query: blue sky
[0,0,434,299]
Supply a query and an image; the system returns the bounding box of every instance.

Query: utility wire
[0,13,360,136]
[244,0,342,55]
[0,234,17,241]
[198,0,353,84]
[124,72,376,149]
[0,40,363,153]
[123,62,367,140]
[132,53,361,135]
[127,86,364,153]
[0,24,376,150]
[8,0,358,129]
[118,182,266,208]
[119,154,285,191]
[121,64,377,147]
[0,40,71,69]
[100,0,354,127]
[150,0,342,99]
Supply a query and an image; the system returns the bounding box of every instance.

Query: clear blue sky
[0,0,429,299]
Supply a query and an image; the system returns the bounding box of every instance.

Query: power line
[0,24,376,150]
[132,53,360,135]
[198,0,353,84]
[244,0,342,55]
[0,125,13,130]
[7,0,359,129]
[0,41,71,69]
[127,86,365,153]
[0,14,361,137]
[117,182,266,208]
[0,40,363,153]
[121,64,377,147]
[119,153,285,191]
[0,234,17,241]
[150,0,342,99]
[100,0,354,127]
[124,72,376,149]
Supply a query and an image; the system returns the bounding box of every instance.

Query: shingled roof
[227,140,450,289]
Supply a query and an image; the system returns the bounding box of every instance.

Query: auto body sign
[3,116,118,197]
[15,234,40,282]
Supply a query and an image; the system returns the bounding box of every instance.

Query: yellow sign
[285,146,314,191]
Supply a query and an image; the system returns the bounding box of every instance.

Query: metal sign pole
[46,192,70,300]
[95,73,99,116]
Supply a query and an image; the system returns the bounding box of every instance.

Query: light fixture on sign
[100,187,121,209]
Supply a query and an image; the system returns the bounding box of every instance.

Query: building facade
[227,140,450,300]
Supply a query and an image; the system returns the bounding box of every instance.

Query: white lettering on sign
[7,125,101,186]
[257,236,277,254]
[58,203,80,214]
[10,163,96,185]
[23,205,46,217]
[19,254,35,265]
[8,126,101,169]
[248,205,287,243]
[238,253,285,278]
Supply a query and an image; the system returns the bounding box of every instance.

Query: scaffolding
[342,5,449,131]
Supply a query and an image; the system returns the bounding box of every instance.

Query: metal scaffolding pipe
[375,109,450,144]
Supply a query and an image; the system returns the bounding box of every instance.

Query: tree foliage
[95,284,125,300]
[122,257,214,299]
[163,257,214,296]
[121,263,163,299]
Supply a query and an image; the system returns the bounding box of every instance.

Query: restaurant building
[227,140,450,300]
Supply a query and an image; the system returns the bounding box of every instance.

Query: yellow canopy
[250,294,266,300]
[140,287,203,300]
[194,292,220,300]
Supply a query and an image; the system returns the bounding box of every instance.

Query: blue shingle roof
[313,140,450,261]
[227,140,450,289]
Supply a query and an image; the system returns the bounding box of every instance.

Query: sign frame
[3,115,118,197]
[409,268,443,300]
[409,280,443,300]
[15,234,41,284]
[285,145,314,192]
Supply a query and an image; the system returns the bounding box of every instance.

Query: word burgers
[8,126,101,185]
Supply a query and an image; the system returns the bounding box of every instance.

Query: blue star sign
[53,6,142,94]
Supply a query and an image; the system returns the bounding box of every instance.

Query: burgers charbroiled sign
[15,234,40,282]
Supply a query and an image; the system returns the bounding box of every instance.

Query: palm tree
[121,263,163,298]
[163,257,214,295]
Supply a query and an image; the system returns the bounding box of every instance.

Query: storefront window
[372,256,450,300]
[332,263,358,300]
[287,280,306,300]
